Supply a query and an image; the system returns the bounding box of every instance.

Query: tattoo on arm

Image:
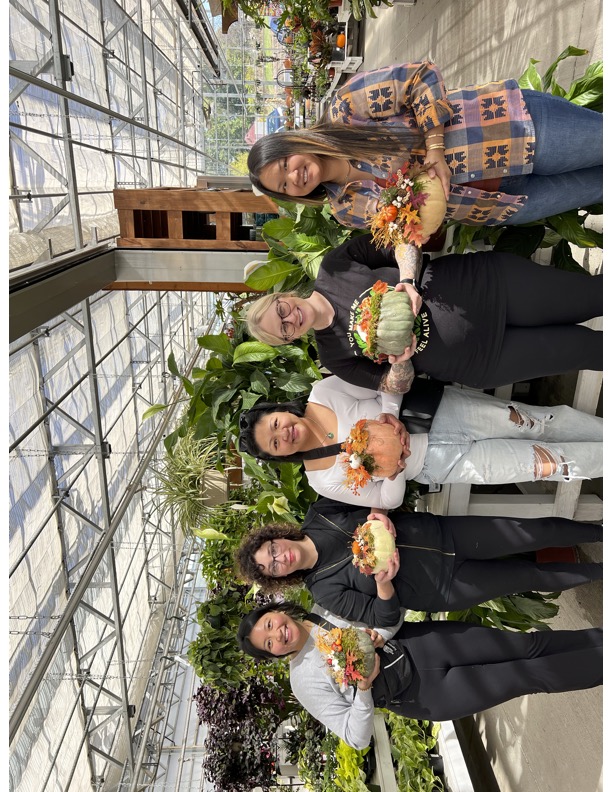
[395,244,423,281]
[379,360,415,394]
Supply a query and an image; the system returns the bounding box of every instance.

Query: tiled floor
[359,3,604,790]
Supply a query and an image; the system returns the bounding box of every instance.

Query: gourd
[362,519,397,574]
[375,290,415,355]
[355,629,376,675]
[416,173,447,237]
[336,32,346,48]
[364,420,404,478]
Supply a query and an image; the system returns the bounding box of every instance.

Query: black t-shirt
[313,234,506,390]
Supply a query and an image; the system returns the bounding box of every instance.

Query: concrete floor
[358,2,604,791]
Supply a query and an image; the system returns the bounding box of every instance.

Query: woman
[249,62,603,228]
[245,234,603,393]
[238,601,603,748]
[235,497,602,621]
[238,375,602,510]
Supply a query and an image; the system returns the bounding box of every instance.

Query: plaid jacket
[325,62,536,227]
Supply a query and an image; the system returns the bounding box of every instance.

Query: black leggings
[429,515,602,612]
[482,255,602,387]
[380,621,602,722]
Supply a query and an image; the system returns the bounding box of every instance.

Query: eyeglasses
[275,299,296,343]
[269,540,281,577]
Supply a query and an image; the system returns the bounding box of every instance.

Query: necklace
[304,410,335,445]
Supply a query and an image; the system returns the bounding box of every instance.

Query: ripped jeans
[415,387,602,486]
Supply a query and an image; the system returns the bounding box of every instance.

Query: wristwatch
[400,277,421,294]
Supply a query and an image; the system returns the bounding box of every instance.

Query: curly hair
[237,600,310,661]
[235,523,308,593]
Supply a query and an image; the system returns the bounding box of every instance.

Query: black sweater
[302,498,455,627]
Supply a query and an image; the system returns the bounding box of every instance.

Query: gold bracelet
[426,133,444,138]
[426,144,445,151]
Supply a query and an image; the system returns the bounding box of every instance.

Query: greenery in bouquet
[369,163,446,248]
[314,626,375,688]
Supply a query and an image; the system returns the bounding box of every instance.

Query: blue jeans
[417,387,603,486]
[500,90,603,224]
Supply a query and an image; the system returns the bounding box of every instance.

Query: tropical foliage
[447,46,603,269]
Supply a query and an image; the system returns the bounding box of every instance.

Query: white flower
[349,453,362,470]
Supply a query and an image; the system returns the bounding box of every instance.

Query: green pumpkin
[376,290,415,355]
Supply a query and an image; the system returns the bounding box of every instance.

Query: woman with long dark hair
[234,497,602,622]
[237,601,602,749]
[237,375,602,510]
[249,62,602,229]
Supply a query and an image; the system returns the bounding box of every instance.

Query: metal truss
[9,291,222,790]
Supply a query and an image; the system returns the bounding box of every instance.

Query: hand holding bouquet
[351,520,397,575]
[341,419,405,495]
[369,162,447,248]
[314,626,376,689]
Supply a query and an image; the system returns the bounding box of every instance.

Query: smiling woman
[259,153,356,198]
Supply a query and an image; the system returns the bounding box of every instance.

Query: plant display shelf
[113,186,277,251]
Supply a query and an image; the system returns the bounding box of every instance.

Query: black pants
[378,621,602,722]
[430,515,602,612]
[483,256,602,386]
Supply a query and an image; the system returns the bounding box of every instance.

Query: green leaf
[541,46,588,92]
[211,387,237,421]
[190,367,207,379]
[517,58,543,92]
[233,341,279,364]
[240,390,262,410]
[193,411,219,440]
[206,356,224,370]
[142,403,168,421]
[180,376,194,396]
[550,239,587,274]
[275,372,318,394]
[261,217,297,240]
[163,427,183,454]
[546,212,600,247]
[248,369,270,395]
[492,225,546,258]
[167,351,180,376]
[192,527,228,541]
[244,258,301,291]
[198,334,233,357]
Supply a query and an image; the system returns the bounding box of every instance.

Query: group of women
[231,61,603,749]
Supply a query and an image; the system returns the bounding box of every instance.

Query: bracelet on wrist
[400,277,421,294]
[426,144,445,151]
[425,133,444,138]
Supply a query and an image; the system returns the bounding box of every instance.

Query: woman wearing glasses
[234,497,602,620]
[244,234,602,395]
[238,374,602,510]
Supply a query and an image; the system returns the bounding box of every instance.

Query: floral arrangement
[352,280,414,363]
[351,520,396,575]
[314,626,375,689]
[369,162,447,248]
[340,419,403,495]
[340,419,377,495]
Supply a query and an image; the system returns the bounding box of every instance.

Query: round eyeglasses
[275,299,296,343]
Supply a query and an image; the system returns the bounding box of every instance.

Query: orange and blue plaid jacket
[325,62,536,227]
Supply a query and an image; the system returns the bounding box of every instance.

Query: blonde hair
[244,291,299,345]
